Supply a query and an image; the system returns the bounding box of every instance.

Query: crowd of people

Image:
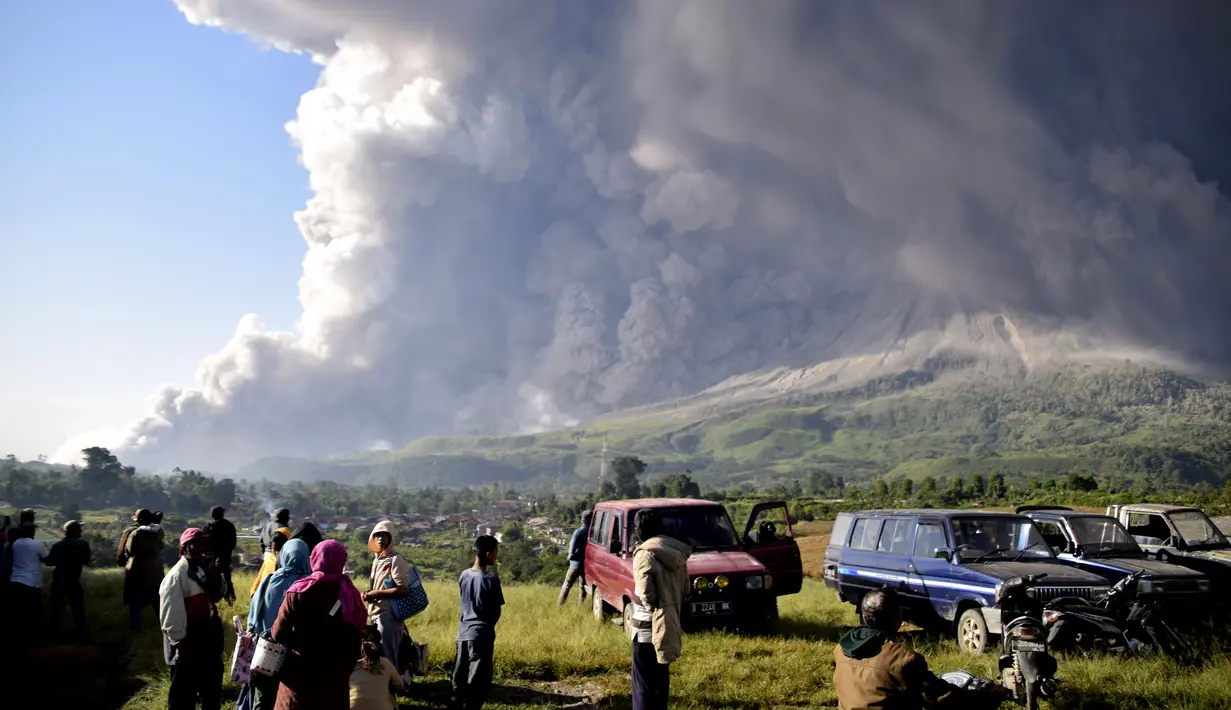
[156,506,504,710]
[1,502,996,710]
[0,508,93,642]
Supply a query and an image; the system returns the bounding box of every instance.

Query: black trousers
[50,579,87,633]
[631,640,670,710]
[452,638,495,710]
[168,659,222,710]
[9,582,42,639]
[219,563,235,603]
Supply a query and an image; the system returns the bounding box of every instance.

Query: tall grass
[43,569,1230,710]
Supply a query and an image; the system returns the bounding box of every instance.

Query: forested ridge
[223,364,1231,492]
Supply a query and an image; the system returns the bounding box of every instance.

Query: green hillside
[239,364,1231,491]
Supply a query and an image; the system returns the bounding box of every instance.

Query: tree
[1066,473,1098,492]
[611,456,646,499]
[901,479,914,498]
[874,478,889,499]
[501,521,524,542]
[598,479,618,501]
[808,469,835,495]
[790,480,804,498]
[987,473,1007,499]
[949,477,965,500]
[921,476,937,494]
[61,501,81,522]
[835,476,845,493]
[968,474,987,499]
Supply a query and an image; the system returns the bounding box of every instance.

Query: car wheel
[592,587,606,622]
[958,608,990,654]
[623,600,636,640]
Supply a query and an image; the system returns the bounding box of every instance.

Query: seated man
[834,588,1009,710]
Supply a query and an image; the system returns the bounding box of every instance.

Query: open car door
[743,501,803,595]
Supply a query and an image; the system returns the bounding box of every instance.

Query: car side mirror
[934,547,953,561]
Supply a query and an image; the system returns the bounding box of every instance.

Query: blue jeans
[376,609,404,670]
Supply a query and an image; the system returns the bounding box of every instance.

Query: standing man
[123,509,166,629]
[202,506,237,603]
[47,520,91,636]
[557,510,592,606]
[452,535,504,710]
[630,509,691,710]
[260,508,290,559]
[8,523,48,641]
[159,528,225,710]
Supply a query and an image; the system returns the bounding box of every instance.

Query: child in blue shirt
[452,535,504,710]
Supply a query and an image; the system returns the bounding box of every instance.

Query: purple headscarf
[286,539,367,630]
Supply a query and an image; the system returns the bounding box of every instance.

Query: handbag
[382,559,429,621]
[251,633,289,677]
[398,631,429,677]
[229,616,255,684]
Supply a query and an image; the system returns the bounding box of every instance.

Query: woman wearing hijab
[250,527,293,598]
[247,539,311,710]
[271,540,367,710]
[361,520,410,671]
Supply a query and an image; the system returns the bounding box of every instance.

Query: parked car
[584,498,802,633]
[1104,503,1231,594]
[1019,506,1210,600]
[826,509,1112,653]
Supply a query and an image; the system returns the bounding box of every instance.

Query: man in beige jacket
[630,509,691,710]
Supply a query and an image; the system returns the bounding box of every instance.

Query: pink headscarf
[286,539,367,630]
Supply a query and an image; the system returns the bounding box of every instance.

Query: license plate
[1014,641,1046,653]
[691,601,732,616]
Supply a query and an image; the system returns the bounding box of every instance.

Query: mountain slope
[239,359,1231,491]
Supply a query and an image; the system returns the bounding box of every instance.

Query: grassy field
[30,555,1221,710]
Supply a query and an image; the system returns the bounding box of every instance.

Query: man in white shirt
[9,524,48,638]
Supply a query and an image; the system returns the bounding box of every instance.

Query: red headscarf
[286,539,367,630]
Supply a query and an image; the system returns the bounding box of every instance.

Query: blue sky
[0,0,318,459]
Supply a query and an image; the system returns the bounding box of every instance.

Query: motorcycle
[997,574,1059,710]
[1043,572,1139,655]
[1043,571,1193,660]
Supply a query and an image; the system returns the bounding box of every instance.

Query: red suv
[584,498,802,631]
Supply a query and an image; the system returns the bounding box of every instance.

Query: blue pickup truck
[823,509,1111,653]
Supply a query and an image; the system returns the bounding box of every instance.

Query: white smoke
[68,0,1231,471]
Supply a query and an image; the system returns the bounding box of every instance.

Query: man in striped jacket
[159,527,225,710]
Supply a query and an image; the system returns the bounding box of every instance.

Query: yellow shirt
[348,657,403,710]
[249,527,293,598]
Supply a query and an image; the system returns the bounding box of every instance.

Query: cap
[179,527,207,548]
[132,508,152,522]
[62,520,82,532]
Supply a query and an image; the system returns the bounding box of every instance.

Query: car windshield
[951,517,1052,561]
[1171,511,1230,549]
[656,506,740,550]
[1069,517,1141,556]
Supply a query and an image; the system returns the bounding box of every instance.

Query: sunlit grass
[43,569,1225,710]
